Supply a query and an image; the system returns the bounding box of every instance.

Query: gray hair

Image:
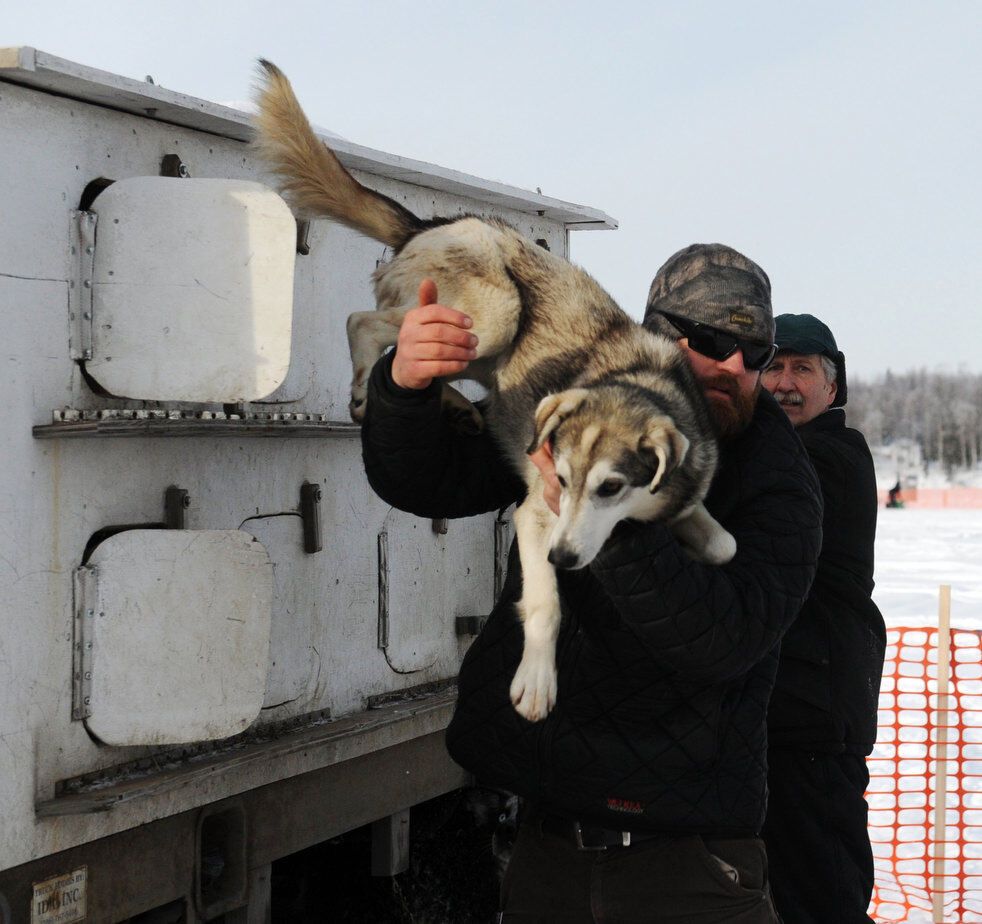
[819,354,837,384]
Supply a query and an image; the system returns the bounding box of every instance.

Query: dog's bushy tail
[252,60,422,250]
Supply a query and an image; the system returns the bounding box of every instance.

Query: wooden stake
[932,584,953,924]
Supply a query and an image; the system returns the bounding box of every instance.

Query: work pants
[499,820,780,923]
[762,750,875,924]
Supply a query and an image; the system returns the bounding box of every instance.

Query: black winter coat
[766,408,886,755]
[361,355,823,836]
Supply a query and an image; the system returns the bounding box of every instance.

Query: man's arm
[586,414,823,683]
[360,280,525,519]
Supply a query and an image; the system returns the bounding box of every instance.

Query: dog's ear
[639,416,689,493]
[527,389,590,454]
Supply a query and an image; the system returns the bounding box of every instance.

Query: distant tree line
[847,371,982,473]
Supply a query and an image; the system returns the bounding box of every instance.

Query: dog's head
[529,388,690,569]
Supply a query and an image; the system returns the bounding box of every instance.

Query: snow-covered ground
[874,508,982,629]
[869,508,982,922]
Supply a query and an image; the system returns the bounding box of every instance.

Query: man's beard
[704,375,760,439]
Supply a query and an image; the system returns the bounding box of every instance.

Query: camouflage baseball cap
[643,243,774,345]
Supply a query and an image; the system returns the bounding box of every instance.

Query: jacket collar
[797,406,846,437]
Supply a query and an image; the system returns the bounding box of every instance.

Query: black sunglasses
[658,311,777,371]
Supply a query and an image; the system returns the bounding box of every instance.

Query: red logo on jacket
[606,797,644,815]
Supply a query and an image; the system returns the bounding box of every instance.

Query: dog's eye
[595,479,624,498]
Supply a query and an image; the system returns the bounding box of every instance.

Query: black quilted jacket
[766,409,885,755]
[362,354,823,836]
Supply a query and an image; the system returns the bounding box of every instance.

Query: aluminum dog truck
[0,48,615,923]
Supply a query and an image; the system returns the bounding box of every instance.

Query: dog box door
[243,515,318,712]
[75,529,273,746]
[380,512,495,673]
[82,176,296,402]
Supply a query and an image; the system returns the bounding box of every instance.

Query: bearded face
[702,373,761,439]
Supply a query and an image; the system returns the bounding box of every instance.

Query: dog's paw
[447,404,484,436]
[349,384,368,422]
[440,388,484,435]
[700,530,737,565]
[509,654,557,723]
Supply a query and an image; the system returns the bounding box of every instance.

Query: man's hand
[528,442,561,516]
[391,279,479,390]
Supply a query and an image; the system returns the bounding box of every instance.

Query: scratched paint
[0,53,584,879]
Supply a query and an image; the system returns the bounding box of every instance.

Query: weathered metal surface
[1,729,463,923]
[371,809,411,877]
[0,49,608,879]
[0,47,617,230]
[33,415,361,437]
[224,865,271,924]
[36,691,457,816]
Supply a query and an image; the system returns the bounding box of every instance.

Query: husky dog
[252,61,736,722]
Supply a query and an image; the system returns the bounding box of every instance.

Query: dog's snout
[548,546,581,570]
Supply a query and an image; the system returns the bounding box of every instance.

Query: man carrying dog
[360,244,823,922]
[760,315,886,923]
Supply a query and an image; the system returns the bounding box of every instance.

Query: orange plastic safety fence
[868,626,982,923]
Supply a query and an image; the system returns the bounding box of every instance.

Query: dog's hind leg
[346,307,407,420]
[670,503,736,564]
[510,491,562,722]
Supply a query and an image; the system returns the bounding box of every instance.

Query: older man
[761,314,886,924]
[361,245,822,922]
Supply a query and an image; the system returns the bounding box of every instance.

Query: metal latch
[455,616,487,637]
[160,154,191,178]
[300,482,322,554]
[69,210,97,361]
[165,486,190,529]
[377,530,389,650]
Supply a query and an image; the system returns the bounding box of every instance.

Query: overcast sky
[7,1,980,380]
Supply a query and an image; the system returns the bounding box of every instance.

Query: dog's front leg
[346,307,409,420]
[510,491,562,722]
[670,502,736,564]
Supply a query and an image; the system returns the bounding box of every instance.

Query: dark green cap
[773,313,847,407]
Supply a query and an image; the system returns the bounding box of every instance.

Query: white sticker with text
[31,867,87,924]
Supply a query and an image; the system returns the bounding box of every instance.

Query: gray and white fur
[252,60,736,722]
